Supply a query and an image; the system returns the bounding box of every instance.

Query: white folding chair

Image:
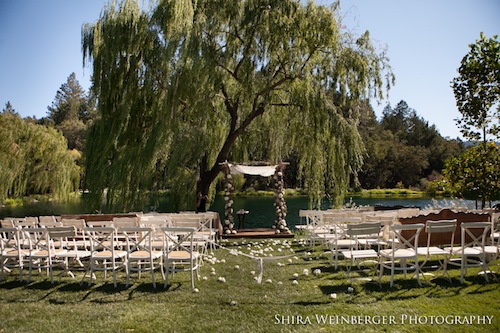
[25,228,68,283]
[0,227,27,281]
[47,226,90,280]
[161,227,200,290]
[61,219,89,250]
[379,223,425,288]
[447,222,492,284]
[121,227,163,288]
[341,222,382,283]
[84,227,127,287]
[328,216,363,270]
[417,219,457,281]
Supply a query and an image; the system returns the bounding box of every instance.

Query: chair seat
[166,250,199,261]
[30,249,67,258]
[3,249,31,256]
[129,250,162,260]
[484,245,499,255]
[447,247,483,256]
[93,250,127,259]
[342,249,378,259]
[334,239,357,247]
[417,246,450,256]
[60,250,91,258]
[380,248,417,259]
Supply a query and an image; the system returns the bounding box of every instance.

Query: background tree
[0,103,80,201]
[443,33,500,208]
[443,142,499,208]
[46,73,96,151]
[452,33,499,143]
[82,0,394,212]
[359,100,463,190]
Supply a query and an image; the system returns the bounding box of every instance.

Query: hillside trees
[357,100,463,189]
[82,0,394,211]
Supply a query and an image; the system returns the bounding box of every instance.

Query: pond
[1,194,484,230]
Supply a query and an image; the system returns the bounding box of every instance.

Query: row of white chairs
[338,220,500,288]
[0,212,220,288]
[0,225,202,289]
[301,214,498,287]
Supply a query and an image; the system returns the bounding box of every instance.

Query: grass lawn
[0,237,499,333]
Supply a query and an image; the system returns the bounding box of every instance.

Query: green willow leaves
[82,0,393,212]
[0,109,79,201]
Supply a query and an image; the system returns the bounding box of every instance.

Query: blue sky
[1,0,499,139]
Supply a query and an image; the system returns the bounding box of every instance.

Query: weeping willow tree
[0,108,80,201]
[82,0,393,212]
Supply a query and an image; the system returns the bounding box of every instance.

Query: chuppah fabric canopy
[228,164,278,177]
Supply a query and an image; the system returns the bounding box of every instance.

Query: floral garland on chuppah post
[223,162,236,234]
[273,163,291,234]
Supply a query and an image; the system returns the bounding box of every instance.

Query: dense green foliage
[444,34,500,208]
[0,104,80,201]
[82,0,394,212]
[357,100,464,190]
[443,142,500,208]
[452,33,499,143]
[45,72,96,152]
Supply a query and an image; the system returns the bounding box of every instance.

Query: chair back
[120,227,154,254]
[461,222,491,249]
[425,219,457,248]
[47,226,77,250]
[84,227,117,253]
[391,223,425,251]
[161,227,196,254]
[0,227,20,252]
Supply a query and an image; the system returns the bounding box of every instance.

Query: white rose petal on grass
[218,277,226,283]
[347,287,354,293]
[292,280,299,285]
[202,276,208,281]
[220,259,226,263]
[193,288,199,293]
[229,300,237,306]
[302,269,309,276]
[330,293,337,299]
[277,281,283,286]
[313,269,321,276]
[266,279,273,284]
[250,270,256,275]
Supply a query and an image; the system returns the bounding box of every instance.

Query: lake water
[1,195,484,230]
